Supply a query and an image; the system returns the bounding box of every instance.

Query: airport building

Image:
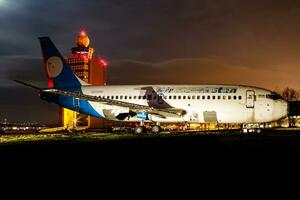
[60,31,107,129]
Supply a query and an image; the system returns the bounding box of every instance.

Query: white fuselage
[80,84,288,124]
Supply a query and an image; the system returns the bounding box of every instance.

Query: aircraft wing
[42,88,187,118]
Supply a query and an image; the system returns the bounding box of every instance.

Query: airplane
[16,37,289,134]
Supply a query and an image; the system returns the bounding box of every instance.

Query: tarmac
[1,128,300,198]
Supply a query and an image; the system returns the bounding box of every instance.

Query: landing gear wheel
[151,125,161,133]
[134,126,146,134]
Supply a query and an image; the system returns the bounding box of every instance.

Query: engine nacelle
[103,108,130,120]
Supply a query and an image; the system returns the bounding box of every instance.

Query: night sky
[1,0,300,124]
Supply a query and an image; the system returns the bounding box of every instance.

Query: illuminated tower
[60,31,107,129]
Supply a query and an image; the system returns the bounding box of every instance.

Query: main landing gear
[134,122,161,134]
[134,126,146,134]
[151,125,161,133]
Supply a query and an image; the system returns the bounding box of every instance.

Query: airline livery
[17,37,289,133]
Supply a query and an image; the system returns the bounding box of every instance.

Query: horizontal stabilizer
[14,80,41,90]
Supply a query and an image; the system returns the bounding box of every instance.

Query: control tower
[60,31,107,129]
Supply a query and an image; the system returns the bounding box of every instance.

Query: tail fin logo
[46,56,63,78]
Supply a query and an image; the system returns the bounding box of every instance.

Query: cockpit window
[266,93,284,100]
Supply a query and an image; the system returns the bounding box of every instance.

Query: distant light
[72,53,88,59]
[48,80,54,88]
[99,58,108,67]
[0,0,8,8]
[80,30,87,36]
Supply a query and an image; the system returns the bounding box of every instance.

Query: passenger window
[202,96,205,100]
[233,96,237,100]
[223,96,226,100]
[183,96,186,99]
[129,96,132,99]
[188,96,191,99]
[228,96,231,100]
[163,96,167,99]
[197,96,200,99]
[207,96,210,100]
[169,96,172,99]
[120,96,123,99]
[124,96,127,99]
[116,96,119,99]
[138,96,141,99]
[133,96,136,99]
[178,96,181,99]
[143,96,146,99]
[212,96,215,100]
[192,96,195,99]
[217,96,221,100]
[147,95,152,100]
[173,96,177,99]
[111,96,114,99]
[238,96,242,100]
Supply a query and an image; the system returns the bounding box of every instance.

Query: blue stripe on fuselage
[40,87,104,119]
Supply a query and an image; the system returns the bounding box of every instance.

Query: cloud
[0,86,59,124]
[107,58,300,90]
[2,0,300,123]
[1,56,47,87]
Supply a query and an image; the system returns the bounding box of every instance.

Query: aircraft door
[73,92,80,112]
[158,95,164,104]
[246,90,255,108]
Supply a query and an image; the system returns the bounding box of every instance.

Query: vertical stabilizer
[39,37,88,89]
